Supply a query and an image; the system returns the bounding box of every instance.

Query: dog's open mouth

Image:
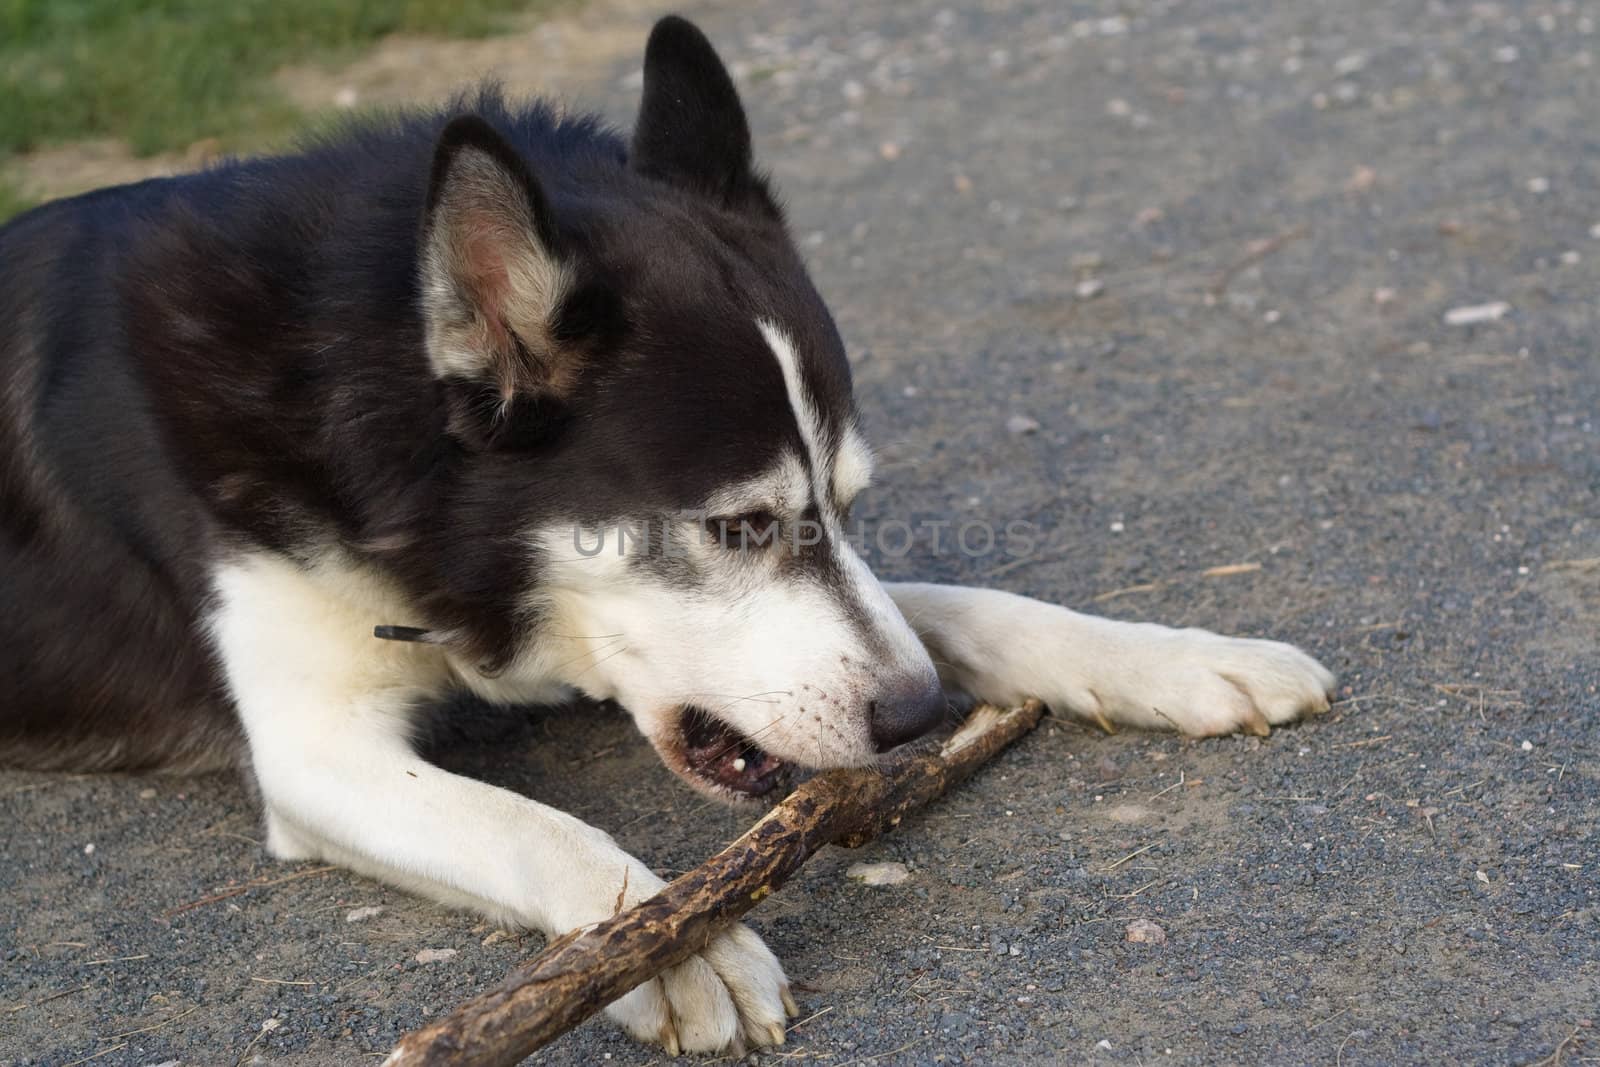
[672,706,788,799]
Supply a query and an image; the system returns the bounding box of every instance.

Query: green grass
[0,0,556,221]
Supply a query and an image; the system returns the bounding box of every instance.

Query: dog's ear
[420,116,587,449]
[630,16,778,217]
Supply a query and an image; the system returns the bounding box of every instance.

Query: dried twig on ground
[384,700,1046,1067]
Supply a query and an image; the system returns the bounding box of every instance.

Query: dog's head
[414,17,944,799]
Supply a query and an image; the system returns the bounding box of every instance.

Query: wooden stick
[384,700,1045,1067]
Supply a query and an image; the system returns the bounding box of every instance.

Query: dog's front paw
[1071,627,1336,738]
[605,921,796,1055]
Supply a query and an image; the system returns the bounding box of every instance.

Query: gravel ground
[3,1,1598,1064]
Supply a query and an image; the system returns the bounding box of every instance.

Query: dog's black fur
[0,19,857,772]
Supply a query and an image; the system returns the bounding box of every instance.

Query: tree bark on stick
[384,700,1045,1067]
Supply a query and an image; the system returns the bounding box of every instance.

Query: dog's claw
[660,1020,680,1057]
[766,1022,787,1047]
[1240,706,1271,737]
[780,985,799,1018]
[1091,708,1118,735]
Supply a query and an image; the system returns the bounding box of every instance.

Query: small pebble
[1125,918,1167,944]
[1443,301,1510,325]
[1345,165,1378,194]
[846,861,910,886]
[1075,278,1105,300]
[731,757,747,772]
[345,906,384,923]
[1006,414,1041,435]
[414,948,458,964]
[1526,176,1550,193]
[1520,740,1533,751]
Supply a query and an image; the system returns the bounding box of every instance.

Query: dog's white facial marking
[832,426,874,511]
[757,319,828,494]
[700,453,811,522]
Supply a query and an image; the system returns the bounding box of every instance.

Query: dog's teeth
[731,757,747,772]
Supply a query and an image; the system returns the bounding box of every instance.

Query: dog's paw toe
[1153,632,1335,737]
[605,921,791,1054]
[1075,629,1335,738]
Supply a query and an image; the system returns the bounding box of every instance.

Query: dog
[0,15,1335,1055]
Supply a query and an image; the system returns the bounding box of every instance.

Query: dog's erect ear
[420,116,582,448]
[631,16,777,216]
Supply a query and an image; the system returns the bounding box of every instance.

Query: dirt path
[3,1,1598,1065]
[9,0,674,202]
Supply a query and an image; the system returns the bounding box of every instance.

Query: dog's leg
[883,582,1335,737]
[208,554,790,1054]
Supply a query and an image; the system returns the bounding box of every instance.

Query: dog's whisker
[568,644,630,683]
[544,637,626,678]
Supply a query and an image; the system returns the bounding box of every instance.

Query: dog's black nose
[869,674,947,752]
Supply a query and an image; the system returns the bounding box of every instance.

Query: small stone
[847,861,910,886]
[334,87,359,109]
[1125,918,1167,944]
[1590,223,1600,239]
[1520,739,1534,751]
[1560,250,1581,266]
[953,173,973,193]
[1097,1039,1114,1050]
[879,141,901,161]
[1006,414,1041,435]
[1075,278,1105,300]
[1373,287,1396,305]
[345,905,384,923]
[1344,165,1378,194]
[1527,176,1550,193]
[414,948,458,964]
[1109,521,1125,533]
[1443,301,1510,326]
[138,788,157,799]
[1495,45,1520,63]
[83,843,95,855]
[731,757,747,772]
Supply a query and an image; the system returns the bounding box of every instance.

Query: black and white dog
[0,16,1334,1055]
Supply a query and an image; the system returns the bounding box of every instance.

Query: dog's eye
[706,511,778,551]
